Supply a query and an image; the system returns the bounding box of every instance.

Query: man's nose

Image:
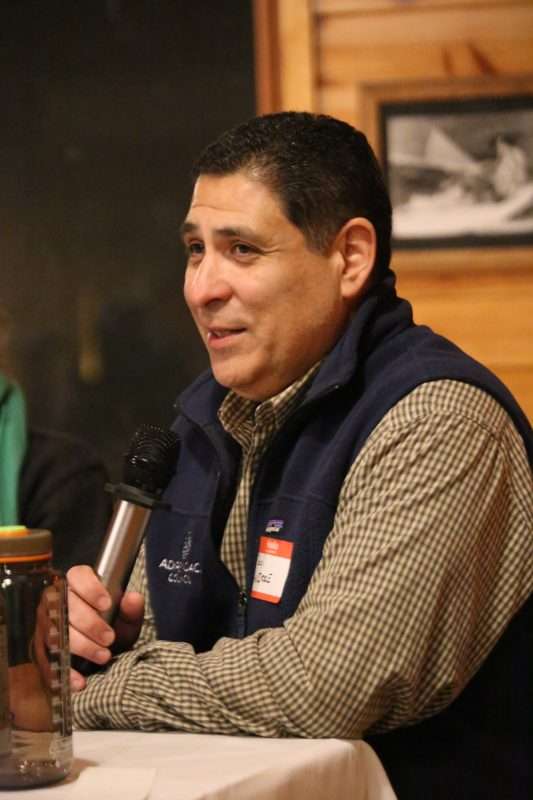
[186,253,232,308]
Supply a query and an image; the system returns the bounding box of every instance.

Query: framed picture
[360,76,533,269]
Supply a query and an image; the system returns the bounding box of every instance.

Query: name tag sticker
[251,536,294,604]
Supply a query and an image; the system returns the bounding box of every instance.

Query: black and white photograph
[380,94,533,249]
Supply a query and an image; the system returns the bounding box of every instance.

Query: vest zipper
[248,382,343,506]
[237,590,248,637]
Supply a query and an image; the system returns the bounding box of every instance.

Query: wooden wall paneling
[316,0,514,11]
[316,2,533,102]
[254,0,316,113]
[315,0,533,20]
[253,0,281,113]
[253,0,533,420]
[397,268,533,416]
[277,0,316,110]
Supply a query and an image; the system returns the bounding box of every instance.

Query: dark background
[1,0,256,478]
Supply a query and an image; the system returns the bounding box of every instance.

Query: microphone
[95,423,180,624]
[72,424,179,676]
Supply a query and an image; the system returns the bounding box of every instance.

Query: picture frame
[360,76,533,271]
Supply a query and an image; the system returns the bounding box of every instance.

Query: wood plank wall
[254,0,533,421]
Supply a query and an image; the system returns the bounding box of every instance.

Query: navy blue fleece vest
[146,287,531,648]
[145,284,532,799]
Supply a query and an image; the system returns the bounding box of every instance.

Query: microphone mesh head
[122,424,180,496]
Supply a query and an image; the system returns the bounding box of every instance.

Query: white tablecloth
[0,730,398,800]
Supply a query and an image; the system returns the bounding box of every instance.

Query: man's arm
[72,382,533,738]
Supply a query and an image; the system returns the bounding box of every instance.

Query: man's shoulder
[383,379,517,435]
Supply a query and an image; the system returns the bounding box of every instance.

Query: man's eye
[232,243,257,256]
[186,242,204,257]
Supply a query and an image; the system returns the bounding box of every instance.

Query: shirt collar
[218,362,320,442]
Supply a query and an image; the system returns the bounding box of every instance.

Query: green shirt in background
[0,374,27,525]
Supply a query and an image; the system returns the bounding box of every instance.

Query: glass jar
[0,590,10,758]
[0,527,72,788]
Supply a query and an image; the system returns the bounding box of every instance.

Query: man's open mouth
[207,328,245,341]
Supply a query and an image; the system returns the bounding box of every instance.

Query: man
[67,113,532,799]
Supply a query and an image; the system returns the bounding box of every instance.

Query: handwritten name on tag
[251,536,294,604]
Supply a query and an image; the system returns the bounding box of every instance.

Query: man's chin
[211,366,247,393]
[211,370,261,401]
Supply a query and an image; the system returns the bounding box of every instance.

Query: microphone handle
[95,498,152,624]
[71,491,156,676]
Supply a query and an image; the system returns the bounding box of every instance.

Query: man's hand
[67,565,144,691]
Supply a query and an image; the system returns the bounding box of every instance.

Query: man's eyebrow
[180,221,197,238]
[180,221,267,243]
[215,225,262,240]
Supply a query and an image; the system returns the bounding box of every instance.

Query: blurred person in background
[0,304,110,572]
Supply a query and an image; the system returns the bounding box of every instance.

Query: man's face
[182,171,350,401]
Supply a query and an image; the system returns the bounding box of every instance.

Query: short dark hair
[192,111,392,278]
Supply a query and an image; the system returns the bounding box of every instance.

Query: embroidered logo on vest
[157,531,202,585]
[265,518,284,534]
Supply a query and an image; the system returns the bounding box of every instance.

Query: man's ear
[334,217,377,302]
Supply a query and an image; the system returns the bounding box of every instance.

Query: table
[0,730,398,800]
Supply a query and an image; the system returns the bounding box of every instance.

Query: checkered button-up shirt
[72,378,533,738]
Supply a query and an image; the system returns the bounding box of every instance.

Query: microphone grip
[95,499,152,624]
[71,498,152,677]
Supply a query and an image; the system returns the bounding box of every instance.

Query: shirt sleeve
[72,381,533,738]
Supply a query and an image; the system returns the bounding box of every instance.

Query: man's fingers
[118,591,144,623]
[66,563,145,664]
[67,565,115,652]
[68,589,115,648]
[69,625,112,665]
[66,565,111,613]
[70,667,87,692]
[114,592,144,652]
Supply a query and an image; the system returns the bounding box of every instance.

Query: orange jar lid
[0,527,52,563]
